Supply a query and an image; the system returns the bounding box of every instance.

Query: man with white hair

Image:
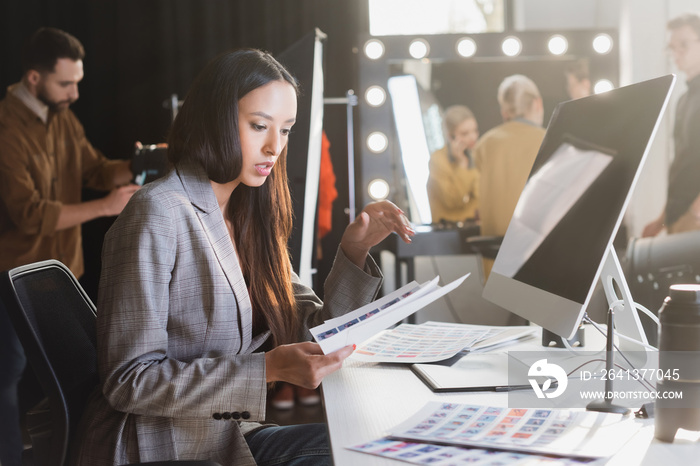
[473,74,546,280]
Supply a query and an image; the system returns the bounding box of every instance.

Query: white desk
[321,325,700,465]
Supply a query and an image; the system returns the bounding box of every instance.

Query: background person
[72,48,414,465]
[564,58,592,100]
[643,12,700,237]
[426,104,480,223]
[0,27,138,278]
[473,74,546,280]
[0,27,138,466]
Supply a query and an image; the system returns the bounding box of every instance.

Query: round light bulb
[548,35,568,55]
[502,36,522,57]
[365,86,387,107]
[408,39,429,59]
[367,132,388,153]
[364,39,385,60]
[368,179,390,201]
[594,79,614,94]
[456,38,477,58]
[593,34,613,54]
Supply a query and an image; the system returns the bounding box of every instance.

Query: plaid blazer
[73,160,382,465]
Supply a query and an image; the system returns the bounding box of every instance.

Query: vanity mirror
[356,30,619,225]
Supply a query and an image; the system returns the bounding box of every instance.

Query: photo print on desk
[351,321,492,363]
[387,401,641,459]
[348,437,601,465]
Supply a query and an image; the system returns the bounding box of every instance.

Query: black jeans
[245,423,331,466]
[0,303,25,466]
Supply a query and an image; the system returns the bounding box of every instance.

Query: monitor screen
[482,74,675,339]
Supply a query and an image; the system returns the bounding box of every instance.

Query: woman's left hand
[340,200,414,267]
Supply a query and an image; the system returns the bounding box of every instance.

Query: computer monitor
[482,74,675,344]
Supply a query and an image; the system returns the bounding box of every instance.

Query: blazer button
[241,411,251,419]
[222,412,232,420]
[232,411,241,420]
[213,412,222,420]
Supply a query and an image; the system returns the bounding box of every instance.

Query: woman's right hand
[265,342,354,389]
[449,138,471,170]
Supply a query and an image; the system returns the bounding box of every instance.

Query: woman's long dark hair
[167,49,300,346]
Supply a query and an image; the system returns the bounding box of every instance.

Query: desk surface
[321,326,699,465]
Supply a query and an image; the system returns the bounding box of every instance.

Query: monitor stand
[586,308,632,415]
[586,245,651,415]
[599,245,650,365]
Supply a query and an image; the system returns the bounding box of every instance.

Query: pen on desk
[494,385,531,392]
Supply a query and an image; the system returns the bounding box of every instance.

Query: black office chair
[0,260,221,466]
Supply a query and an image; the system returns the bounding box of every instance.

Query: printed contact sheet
[348,437,601,465]
[385,402,641,459]
[350,322,493,363]
[311,274,469,354]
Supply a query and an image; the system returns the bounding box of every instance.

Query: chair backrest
[0,260,99,466]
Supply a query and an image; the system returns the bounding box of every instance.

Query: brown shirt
[0,84,124,277]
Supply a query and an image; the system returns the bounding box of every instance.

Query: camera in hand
[132,143,170,186]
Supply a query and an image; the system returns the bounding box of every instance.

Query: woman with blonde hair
[427,104,480,223]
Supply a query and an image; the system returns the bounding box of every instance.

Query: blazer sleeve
[96,192,267,421]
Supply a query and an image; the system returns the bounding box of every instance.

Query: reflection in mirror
[387,74,445,224]
[356,30,619,222]
[387,56,617,226]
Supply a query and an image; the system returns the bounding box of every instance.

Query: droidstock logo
[528,359,568,399]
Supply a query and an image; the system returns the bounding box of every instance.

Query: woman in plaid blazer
[72,49,413,465]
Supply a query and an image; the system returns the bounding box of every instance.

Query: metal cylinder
[654,284,700,442]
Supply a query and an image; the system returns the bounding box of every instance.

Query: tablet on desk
[411,352,532,393]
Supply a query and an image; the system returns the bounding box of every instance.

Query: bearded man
[0,27,138,466]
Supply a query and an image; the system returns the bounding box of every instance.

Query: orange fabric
[317,131,337,239]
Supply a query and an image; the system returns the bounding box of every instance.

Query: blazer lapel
[176,161,254,352]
